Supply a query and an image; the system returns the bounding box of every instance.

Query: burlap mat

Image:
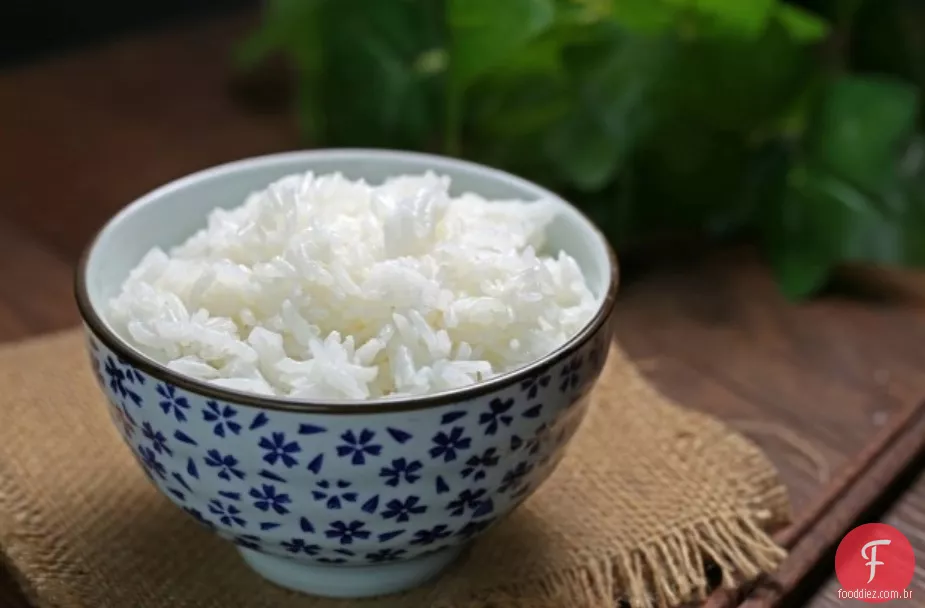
[0,330,790,608]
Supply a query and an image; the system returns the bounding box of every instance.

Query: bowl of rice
[75,149,618,598]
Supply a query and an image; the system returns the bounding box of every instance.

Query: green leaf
[448,0,556,89]
[315,0,446,148]
[235,26,283,71]
[654,21,812,133]
[469,76,571,138]
[766,131,925,299]
[765,76,922,297]
[235,0,325,140]
[610,0,677,34]
[233,0,925,302]
[774,4,829,43]
[805,75,920,194]
[544,29,670,190]
[234,0,323,70]
[768,168,902,298]
[665,0,776,38]
[544,111,628,190]
[477,30,567,79]
[882,136,925,267]
[554,0,613,26]
[770,242,833,299]
[764,166,856,298]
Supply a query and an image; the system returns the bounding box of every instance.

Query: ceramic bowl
[75,149,618,598]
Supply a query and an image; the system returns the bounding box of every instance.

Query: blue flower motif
[204,449,245,481]
[105,356,143,406]
[429,427,471,462]
[520,373,551,400]
[318,557,347,564]
[233,534,262,550]
[208,499,246,528]
[156,383,190,422]
[312,480,358,509]
[138,446,166,480]
[478,398,514,435]
[499,462,534,493]
[249,484,292,514]
[379,458,423,487]
[141,422,172,456]
[259,432,301,468]
[445,489,487,517]
[410,525,451,546]
[325,520,370,545]
[281,538,321,555]
[336,429,382,465]
[203,401,242,437]
[366,548,406,562]
[381,496,426,523]
[559,356,583,392]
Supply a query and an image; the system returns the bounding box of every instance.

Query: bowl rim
[74,148,619,414]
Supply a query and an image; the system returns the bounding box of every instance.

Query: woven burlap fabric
[0,330,790,608]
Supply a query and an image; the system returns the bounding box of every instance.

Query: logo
[835,523,915,603]
[862,539,891,583]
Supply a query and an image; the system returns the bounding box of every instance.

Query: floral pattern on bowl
[85,328,608,570]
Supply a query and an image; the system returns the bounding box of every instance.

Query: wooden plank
[612,251,925,604]
[1,1,254,67]
[0,221,77,339]
[0,11,295,261]
[766,408,925,606]
[839,263,925,305]
[615,250,925,514]
[703,398,925,607]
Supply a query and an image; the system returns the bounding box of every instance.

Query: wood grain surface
[0,10,922,607]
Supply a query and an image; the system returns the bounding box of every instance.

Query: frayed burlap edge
[435,419,791,608]
[437,513,785,608]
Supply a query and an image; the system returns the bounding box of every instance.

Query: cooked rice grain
[108,172,598,400]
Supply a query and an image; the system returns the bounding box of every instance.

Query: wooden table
[1,11,923,607]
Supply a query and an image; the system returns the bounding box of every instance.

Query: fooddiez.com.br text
[837,588,913,600]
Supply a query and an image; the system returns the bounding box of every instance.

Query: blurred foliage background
[237,0,925,299]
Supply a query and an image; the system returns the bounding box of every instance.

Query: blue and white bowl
[75,150,618,598]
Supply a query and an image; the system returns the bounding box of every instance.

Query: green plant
[238,0,925,298]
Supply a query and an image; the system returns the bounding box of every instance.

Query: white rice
[108,171,598,400]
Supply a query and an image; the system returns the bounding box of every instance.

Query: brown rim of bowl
[74,153,620,415]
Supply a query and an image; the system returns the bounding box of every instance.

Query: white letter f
[861,539,891,583]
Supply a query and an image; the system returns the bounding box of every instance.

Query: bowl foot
[238,546,465,598]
